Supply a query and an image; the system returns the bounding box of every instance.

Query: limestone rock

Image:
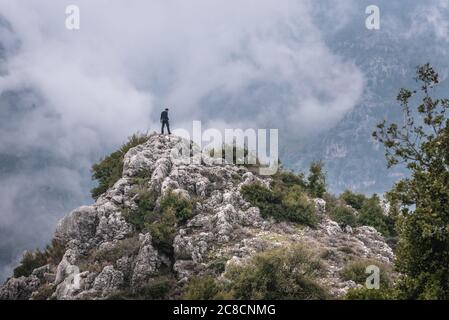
[1,134,396,299]
[130,233,161,289]
[92,266,124,296]
[0,276,40,300]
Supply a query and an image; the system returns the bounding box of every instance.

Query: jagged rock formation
[0,134,394,300]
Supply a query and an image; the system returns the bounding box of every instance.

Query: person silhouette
[160,108,171,134]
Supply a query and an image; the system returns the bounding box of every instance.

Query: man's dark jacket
[160,110,169,121]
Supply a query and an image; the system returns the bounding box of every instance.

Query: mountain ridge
[0,133,394,300]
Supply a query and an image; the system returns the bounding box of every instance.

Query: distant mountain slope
[285,12,449,194]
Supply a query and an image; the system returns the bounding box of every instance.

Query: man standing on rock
[160,108,171,135]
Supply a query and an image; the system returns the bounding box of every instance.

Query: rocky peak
[0,133,394,300]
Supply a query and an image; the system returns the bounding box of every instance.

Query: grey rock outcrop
[0,276,40,300]
[0,133,396,300]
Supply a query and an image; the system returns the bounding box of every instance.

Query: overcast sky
[0,0,448,281]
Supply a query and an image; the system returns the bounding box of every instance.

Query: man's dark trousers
[161,120,171,134]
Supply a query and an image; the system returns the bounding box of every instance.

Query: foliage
[92,236,141,263]
[208,143,262,173]
[122,187,158,231]
[184,275,222,300]
[241,183,317,227]
[159,192,193,222]
[307,161,326,198]
[91,133,149,199]
[44,239,66,266]
[373,63,449,299]
[329,205,357,227]
[122,189,195,258]
[282,186,318,225]
[333,190,397,237]
[146,192,194,256]
[32,284,56,300]
[357,195,390,236]
[275,171,307,189]
[108,276,175,300]
[340,190,366,210]
[340,259,393,288]
[145,208,178,257]
[13,251,48,278]
[13,239,66,278]
[137,276,175,300]
[184,246,329,300]
[345,287,396,300]
[207,257,229,275]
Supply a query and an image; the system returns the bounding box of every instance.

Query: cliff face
[0,134,394,300]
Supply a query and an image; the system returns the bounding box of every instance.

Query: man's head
[165,108,169,111]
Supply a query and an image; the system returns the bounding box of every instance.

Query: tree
[91,134,149,199]
[307,161,326,198]
[373,63,449,299]
[357,195,390,237]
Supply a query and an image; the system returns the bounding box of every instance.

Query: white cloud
[0,0,364,144]
[406,0,449,42]
[0,0,365,280]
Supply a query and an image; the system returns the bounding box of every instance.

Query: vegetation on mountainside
[91,133,149,199]
[340,259,393,288]
[325,191,397,240]
[107,276,176,300]
[122,188,195,258]
[372,63,449,299]
[184,246,329,300]
[13,239,65,278]
[307,161,326,198]
[208,143,262,172]
[241,183,317,226]
[241,162,329,227]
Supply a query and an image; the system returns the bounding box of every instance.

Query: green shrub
[45,239,66,266]
[241,184,317,226]
[282,186,318,226]
[123,189,195,257]
[358,196,392,237]
[241,184,283,217]
[108,276,175,300]
[32,284,56,300]
[207,143,262,174]
[184,246,329,300]
[345,287,396,300]
[122,188,158,231]
[92,236,141,263]
[91,133,149,199]
[340,190,367,210]
[307,161,326,198]
[207,257,229,274]
[329,206,357,227]
[13,250,48,278]
[13,239,66,278]
[274,171,307,189]
[336,191,397,238]
[145,207,178,257]
[184,275,222,300]
[225,246,328,300]
[160,192,193,222]
[340,259,393,288]
[137,276,175,300]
